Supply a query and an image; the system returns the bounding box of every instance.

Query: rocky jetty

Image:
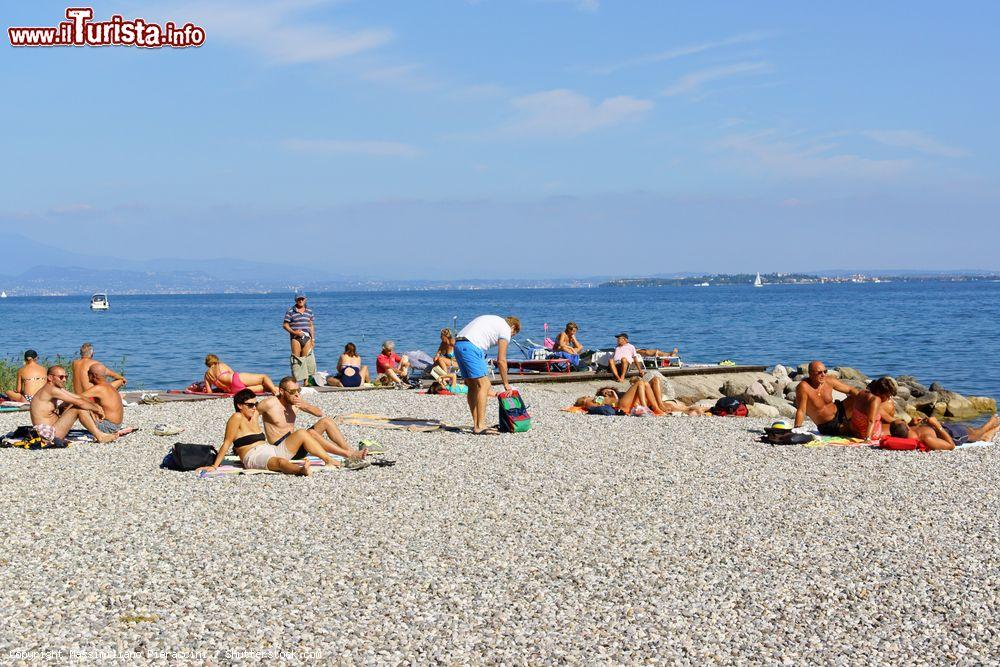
[657,366,996,424]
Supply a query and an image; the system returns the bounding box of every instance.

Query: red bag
[878,436,928,452]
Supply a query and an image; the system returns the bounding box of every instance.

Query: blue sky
[2,1,998,278]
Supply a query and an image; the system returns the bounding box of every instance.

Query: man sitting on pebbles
[890,414,1000,450]
[28,365,120,444]
[794,360,861,435]
[256,376,367,468]
[81,363,128,436]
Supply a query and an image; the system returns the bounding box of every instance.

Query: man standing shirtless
[256,376,366,466]
[82,364,126,435]
[72,343,125,394]
[794,360,861,434]
[29,365,118,444]
[5,349,46,402]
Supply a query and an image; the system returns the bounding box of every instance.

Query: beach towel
[802,435,873,448]
[338,413,468,432]
[198,454,338,478]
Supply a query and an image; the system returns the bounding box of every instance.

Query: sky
[2,1,999,279]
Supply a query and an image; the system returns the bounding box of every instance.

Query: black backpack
[161,443,218,471]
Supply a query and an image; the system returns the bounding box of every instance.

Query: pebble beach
[1,382,998,665]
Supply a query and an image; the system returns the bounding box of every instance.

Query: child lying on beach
[575,377,710,416]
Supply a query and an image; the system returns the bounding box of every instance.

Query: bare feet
[473,427,500,436]
[298,462,312,477]
[96,432,118,444]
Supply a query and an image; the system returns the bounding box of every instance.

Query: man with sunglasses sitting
[256,376,367,465]
[28,365,119,444]
[794,360,861,435]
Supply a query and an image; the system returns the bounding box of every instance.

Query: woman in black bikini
[197,389,336,475]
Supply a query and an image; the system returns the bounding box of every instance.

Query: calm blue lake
[1,282,998,397]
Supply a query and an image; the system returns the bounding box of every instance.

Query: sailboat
[0,291,7,298]
[753,273,763,288]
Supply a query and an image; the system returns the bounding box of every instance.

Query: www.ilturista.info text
[8,8,205,48]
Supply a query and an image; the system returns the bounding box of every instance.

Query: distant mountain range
[1,233,997,296]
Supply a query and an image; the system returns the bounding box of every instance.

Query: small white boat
[753,273,763,287]
[694,282,710,287]
[90,292,110,310]
[0,291,7,298]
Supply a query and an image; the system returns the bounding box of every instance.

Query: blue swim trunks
[454,340,489,380]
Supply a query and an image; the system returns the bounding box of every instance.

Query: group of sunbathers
[3,343,132,445]
[795,360,1000,449]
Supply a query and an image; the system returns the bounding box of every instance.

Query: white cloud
[662,62,771,97]
[282,139,419,157]
[592,32,771,75]
[714,131,911,179]
[506,89,652,136]
[169,0,392,64]
[861,130,968,158]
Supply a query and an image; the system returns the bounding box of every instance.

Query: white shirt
[458,315,512,351]
[612,343,641,363]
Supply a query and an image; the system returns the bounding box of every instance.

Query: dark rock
[929,382,944,392]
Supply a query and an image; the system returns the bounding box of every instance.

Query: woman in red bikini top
[849,376,898,441]
[202,354,279,395]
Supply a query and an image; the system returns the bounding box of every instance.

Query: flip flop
[472,427,501,436]
[358,439,385,454]
[370,458,396,467]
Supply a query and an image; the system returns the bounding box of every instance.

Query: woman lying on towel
[575,377,710,416]
[196,389,340,476]
[203,354,278,395]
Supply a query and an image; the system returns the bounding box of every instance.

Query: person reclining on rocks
[72,342,126,394]
[4,349,46,403]
[794,361,861,435]
[197,389,330,476]
[203,354,278,395]
[889,415,1000,451]
[28,365,120,444]
[81,363,127,435]
[257,376,366,466]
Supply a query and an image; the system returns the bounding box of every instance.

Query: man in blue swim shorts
[454,314,520,435]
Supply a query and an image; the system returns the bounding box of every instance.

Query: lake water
[1,282,998,397]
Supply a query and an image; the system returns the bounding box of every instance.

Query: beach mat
[199,454,339,478]
[338,413,469,432]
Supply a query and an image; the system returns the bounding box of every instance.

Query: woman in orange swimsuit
[849,376,898,441]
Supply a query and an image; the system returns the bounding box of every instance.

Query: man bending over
[454,314,520,435]
[29,365,118,444]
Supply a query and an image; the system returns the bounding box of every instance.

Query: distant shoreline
[1,275,999,298]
